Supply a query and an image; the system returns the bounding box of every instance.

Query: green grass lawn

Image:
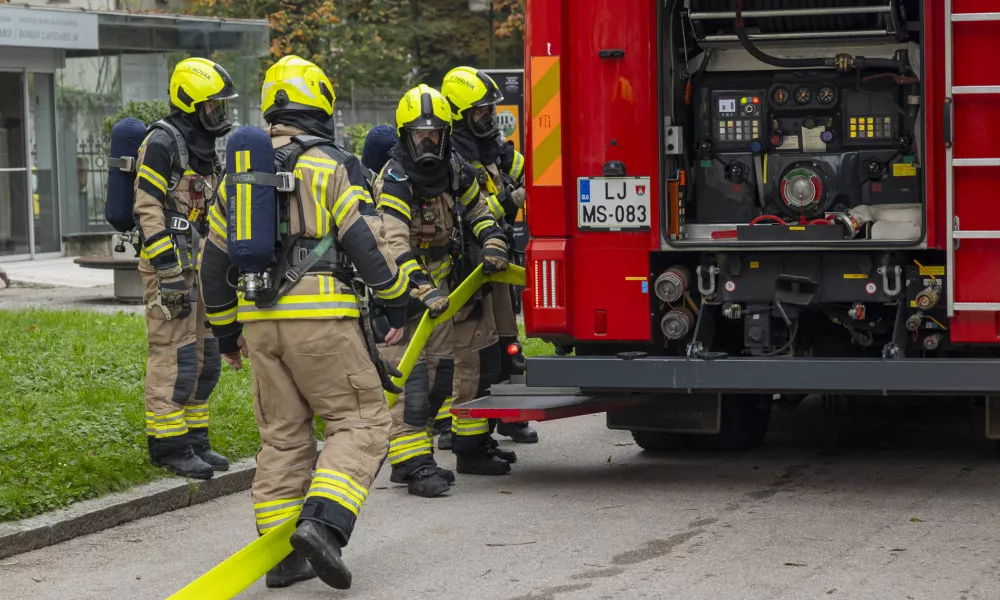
[0,309,554,522]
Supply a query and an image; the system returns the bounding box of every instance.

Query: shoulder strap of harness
[148,120,189,191]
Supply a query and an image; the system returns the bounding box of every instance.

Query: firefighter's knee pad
[403,361,430,428]
[427,357,455,415]
[476,344,502,398]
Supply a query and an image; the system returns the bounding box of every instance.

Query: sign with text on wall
[484,69,525,153]
[0,5,99,50]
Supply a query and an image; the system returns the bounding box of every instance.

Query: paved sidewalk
[0,257,140,313]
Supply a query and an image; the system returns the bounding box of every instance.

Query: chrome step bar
[954,303,1000,312]
[953,158,1000,167]
[952,13,1000,22]
[952,85,1000,94]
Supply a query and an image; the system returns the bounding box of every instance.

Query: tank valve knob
[725,161,749,184]
[922,333,942,351]
[722,303,742,320]
[748,139,764,154]
[696,139,714,158]
[821,130,836,144]
[905,312,923,333]
[895,134,914,154]
[848,303,866,320]
[770,133,783,148]
[865,159,886,180]
[915,288,939,310]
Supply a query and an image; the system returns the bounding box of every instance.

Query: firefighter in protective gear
[373,83,511,484]
[363,124,458,452]
[360,124,399,182]
[441,66,538,448]
[135,57,237,480]
[200,55,410,590]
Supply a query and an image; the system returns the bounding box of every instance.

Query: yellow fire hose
[166,264,526,600]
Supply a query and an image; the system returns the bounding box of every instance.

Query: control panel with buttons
[712,91,764,147]
[847,115,894,141]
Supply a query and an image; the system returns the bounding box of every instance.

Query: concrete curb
[0,458,257,560]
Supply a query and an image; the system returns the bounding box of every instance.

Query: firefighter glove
[376,358,404,395]
[412,284,450,318]
[510,186,527,208]
[481,238,509,274]
[156,274,191,319]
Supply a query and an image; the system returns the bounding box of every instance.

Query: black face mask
[167,111,217,176]
[390,142,450,199]
[451,122,503,165]
[267,110,336,140]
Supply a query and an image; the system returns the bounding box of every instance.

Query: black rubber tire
[683,394,773,452]
[631,431,686,453]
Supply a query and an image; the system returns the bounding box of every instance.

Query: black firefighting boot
[290,520,352,590]
[497,421,539,444]
[188,428,230,472]
[487,436,518,464]
[390,461,455,486]
[148,439,214,480]
[406,466,451,498]
[456,449,511,476]
[437,430,453,451]
[265,550,316,588]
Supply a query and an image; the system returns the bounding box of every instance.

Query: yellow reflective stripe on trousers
[253,497,303,533]
[388,432,433,465]
[208,202,227,241]
[452,417,489,436]
[237,293,360,321]
[185,403,209,428]
[308,469,368,516]
[435,397,454,420]
[145,410,188,438]
[207,305,237,326]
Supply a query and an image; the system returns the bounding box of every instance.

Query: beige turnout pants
[380,314,454,475]
[450,292,501,454]
[244,318,391,544]
[141,256,221,457]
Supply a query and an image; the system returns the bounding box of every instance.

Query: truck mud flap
[451,383,652,422]
[525,356,1000,395]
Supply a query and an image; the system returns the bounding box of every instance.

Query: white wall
[17,0,185,12]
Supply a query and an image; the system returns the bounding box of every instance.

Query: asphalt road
[4,396,1000,600]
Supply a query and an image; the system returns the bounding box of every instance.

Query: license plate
[578,177,651,231]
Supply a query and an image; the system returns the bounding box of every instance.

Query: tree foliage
[182,0,524,94]
[493,0,525,39]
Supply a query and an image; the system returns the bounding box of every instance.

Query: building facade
[0,2,269,260]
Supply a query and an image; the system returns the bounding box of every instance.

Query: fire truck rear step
[452,383,649,422]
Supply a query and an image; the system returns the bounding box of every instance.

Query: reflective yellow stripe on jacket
[236,275,360,322]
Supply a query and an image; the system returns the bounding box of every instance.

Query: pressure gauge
[817,86,836,104]
[794,87,812,105]
[772,87,790,106]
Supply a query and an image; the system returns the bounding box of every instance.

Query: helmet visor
[406,127,446,164]
[199,99,231,134]
[468,103,498,138]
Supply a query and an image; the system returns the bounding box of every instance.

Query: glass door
[0,71,29,257]
[28,73,61,255]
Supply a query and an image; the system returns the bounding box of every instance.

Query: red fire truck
[460,0,1000,450]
